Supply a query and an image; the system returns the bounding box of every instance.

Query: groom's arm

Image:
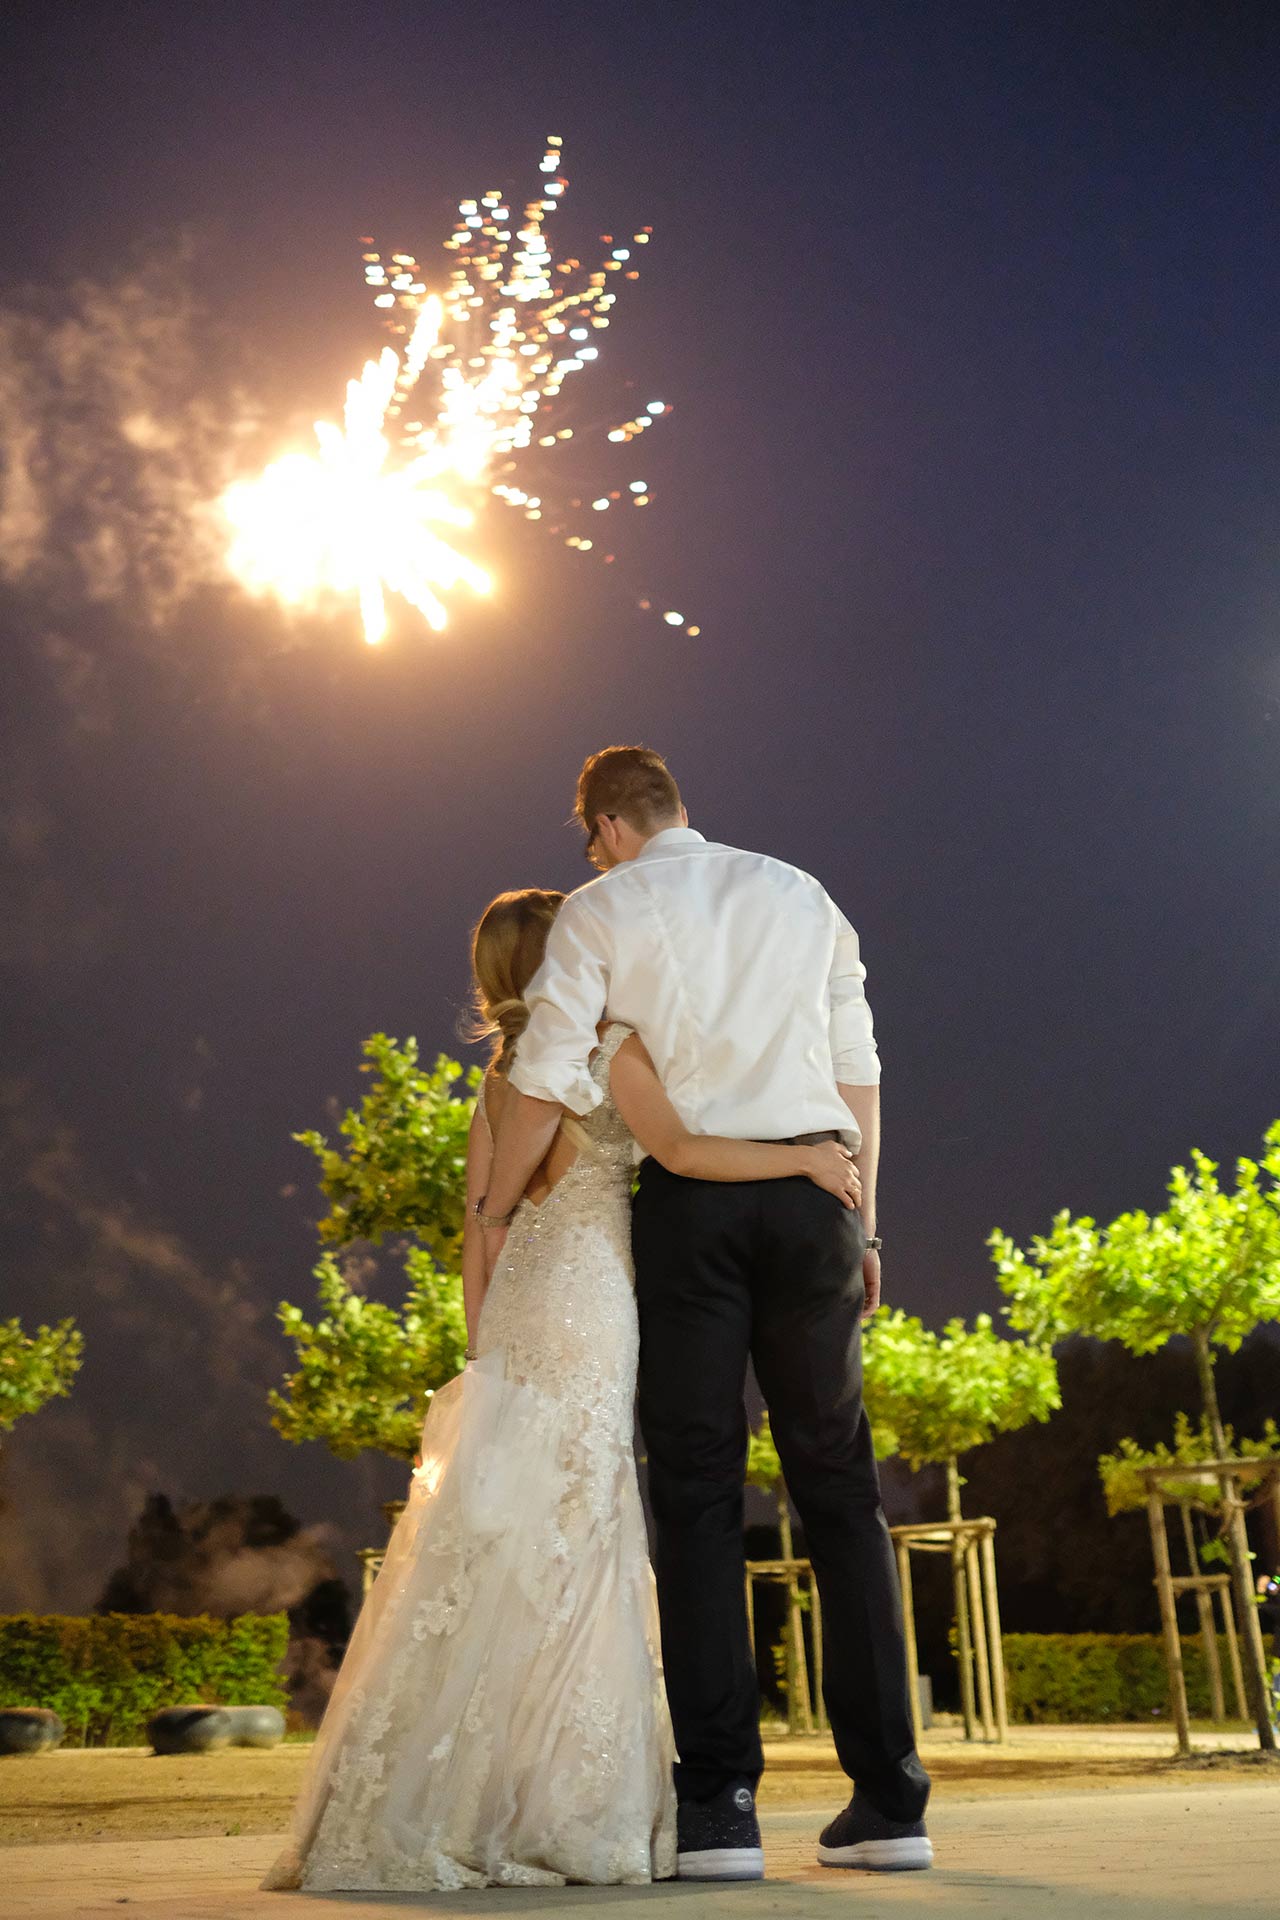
[829,907,882,1317]
[837,1083,879,1239]
[837,1081,882,1319]
[481,896,611,1266]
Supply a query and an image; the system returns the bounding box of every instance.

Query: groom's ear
[680,805,689,827]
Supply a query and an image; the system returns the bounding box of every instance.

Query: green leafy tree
[990,1122,1280,1746]
[1097,1413,1280,1726]
[989,1124,1280,1454]
[862,1311,1058,1739]
[745,1411,784,1507]
[863,1311,1060,1520]
[295,1035,480,1263]
[0,1317,84,1441]
[272,1039,478,1466]
[270,1250,467,1465]
[1098,1413,1280,1520]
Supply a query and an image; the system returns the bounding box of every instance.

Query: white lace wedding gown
[263,1023,676,1892]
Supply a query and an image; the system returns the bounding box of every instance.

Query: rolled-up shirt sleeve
[828,909,881,1085]
[508,894,611,1114]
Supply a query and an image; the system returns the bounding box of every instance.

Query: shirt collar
[635,827,706,860]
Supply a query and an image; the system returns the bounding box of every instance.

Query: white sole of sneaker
[817,1836,934,1871]
[677,1847,765,1880]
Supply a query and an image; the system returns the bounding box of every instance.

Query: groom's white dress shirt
[509,828,879,1151]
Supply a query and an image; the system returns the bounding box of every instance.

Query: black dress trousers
[633,1158,930,1823]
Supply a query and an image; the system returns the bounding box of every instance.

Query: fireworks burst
[222,139,697,644]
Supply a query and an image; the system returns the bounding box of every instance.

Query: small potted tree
[272,1038,474,1555]
[863,1310,1059,1739]
[991,1122,1280,1748]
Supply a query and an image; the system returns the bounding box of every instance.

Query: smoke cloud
[0,246,251,624]
[98,1490,346,1620]
[96,1492,353,1726]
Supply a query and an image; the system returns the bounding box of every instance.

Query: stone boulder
[226,1704,286,1748]
[0,1709,65,1756]
[147,1706,234,1755]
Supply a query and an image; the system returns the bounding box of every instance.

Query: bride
[264,887,861,1893]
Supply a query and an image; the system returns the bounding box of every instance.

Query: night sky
[3,2,1278,1613]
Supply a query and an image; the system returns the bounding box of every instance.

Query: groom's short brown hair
[575,745,683,835]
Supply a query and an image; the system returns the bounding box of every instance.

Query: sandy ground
[0,1727,1274,1849]
[3,1781,1276,1919]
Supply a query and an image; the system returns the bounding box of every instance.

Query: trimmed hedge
[0,1613,289,1747]
[0,1617,1246,1740]
[1002,1632,1243,1723]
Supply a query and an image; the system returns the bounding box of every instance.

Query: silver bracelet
[473,1196,516,1230]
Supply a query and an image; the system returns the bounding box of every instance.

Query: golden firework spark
[221,140,694,644]
[224,300,491,642]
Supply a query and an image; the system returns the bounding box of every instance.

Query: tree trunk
[1179,1502,1226,1722]
[1191,1326,1226,1456]
[1192,1326,1275,1750]
[947,1457,977,1739]
[777,1489,813,1734]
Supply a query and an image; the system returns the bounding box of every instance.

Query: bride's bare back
[481,1022,615,1206]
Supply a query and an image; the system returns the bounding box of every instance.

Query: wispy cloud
[7,1085,276,1388]
[0,1411,163,1614]
[0,1078,300,1610]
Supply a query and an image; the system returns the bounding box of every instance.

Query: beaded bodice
[475,1021,639,1448]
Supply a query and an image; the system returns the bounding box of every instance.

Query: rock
[225,1704,285,1748]
[0,1708,65,1755]
[147,1706,233,1755]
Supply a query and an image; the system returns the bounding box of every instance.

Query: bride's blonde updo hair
[469,888,566,1075]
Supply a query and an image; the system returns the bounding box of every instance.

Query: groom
[480,745,931,1878]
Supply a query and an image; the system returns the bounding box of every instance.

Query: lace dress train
[263,1023,676,1892]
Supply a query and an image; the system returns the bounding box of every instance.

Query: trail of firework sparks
[222,139,698,644]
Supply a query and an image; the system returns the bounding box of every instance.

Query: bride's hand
[802,1142,862,1208]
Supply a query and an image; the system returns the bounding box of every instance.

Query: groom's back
[592,829,877,1143]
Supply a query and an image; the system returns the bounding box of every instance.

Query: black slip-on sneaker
[817,1789,933,1870]
[676,1780,764,1880]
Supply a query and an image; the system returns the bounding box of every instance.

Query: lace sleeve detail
[577,1024,635,1126]
[593,1021,634,1068]
[584,1023,633,1102]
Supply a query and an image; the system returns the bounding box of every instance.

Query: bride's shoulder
[477,1065,511,1133]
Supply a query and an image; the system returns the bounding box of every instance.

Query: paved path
[3,1726,1263,1849]
[5,1782,1274,1919]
